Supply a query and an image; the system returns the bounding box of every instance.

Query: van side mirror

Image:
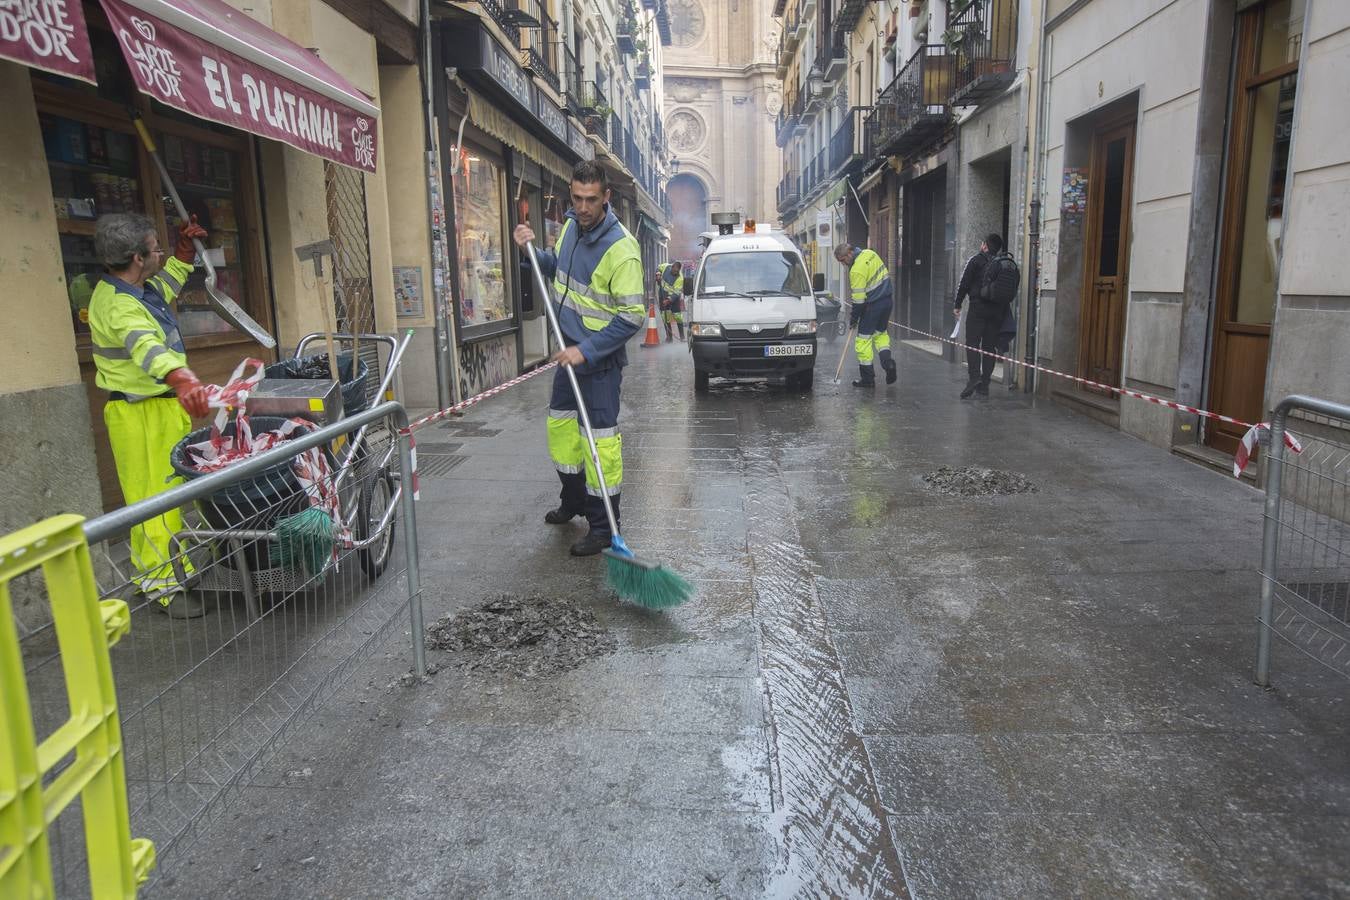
[682,277,693,297]
[812,272,825,292]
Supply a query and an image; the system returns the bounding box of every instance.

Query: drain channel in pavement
[424,595,616,678]
[922,464,1038,497]
[744,460,909,898]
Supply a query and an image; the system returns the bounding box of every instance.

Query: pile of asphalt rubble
[425,595,616,678]
[922,465,1038,497]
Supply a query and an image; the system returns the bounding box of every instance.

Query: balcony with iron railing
[812,26,848,84]
[777,171,801,216]
[947,0,1018,106]
[562,45,584,116]
[581,80,611,139]
[835,0,867,33]
[865,45,953,159]
[776,90,806,147]
[516,0,560,93]
[829,106,869,175]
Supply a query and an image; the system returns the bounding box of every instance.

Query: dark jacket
[979,251,1019,311]
[955,250,989,310]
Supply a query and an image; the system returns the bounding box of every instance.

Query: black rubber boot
[570,531,611,556]
[880,350,897,385]
[852,365,875,388]
[677,322,685,341]
[960,377,980,399]
[547,472,586,523]
[664,323,673,342]
[544,506,581,524]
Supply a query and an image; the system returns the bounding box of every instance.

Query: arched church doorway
[668,174,709,269]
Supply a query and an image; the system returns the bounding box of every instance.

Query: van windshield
[698,251,811,297]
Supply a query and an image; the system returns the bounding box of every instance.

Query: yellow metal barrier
[0,515,154,898]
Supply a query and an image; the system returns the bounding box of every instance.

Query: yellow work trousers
[104,397,193,602]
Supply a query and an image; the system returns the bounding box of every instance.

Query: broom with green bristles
[526,242,693,609]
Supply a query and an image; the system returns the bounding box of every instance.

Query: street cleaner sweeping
[89,212,212,617]
[656,259,685,342]
[514,160,692,608]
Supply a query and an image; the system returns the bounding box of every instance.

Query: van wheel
[791,370,814,392]
[694,369,710,394]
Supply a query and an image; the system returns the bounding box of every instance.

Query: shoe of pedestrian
[883,360,898,385]
[960,377,980,399]
[544,506,581,525]
[852,365,875,388]
[153,591,206,619]
[975,381,990,397]
[570,531,611,557]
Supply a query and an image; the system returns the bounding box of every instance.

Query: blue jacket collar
[566,204,621,246]
[104,274,145,300]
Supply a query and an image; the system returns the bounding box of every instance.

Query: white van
[687,217,818,393]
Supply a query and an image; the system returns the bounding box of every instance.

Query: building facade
[402,0,673,406]
[661,0,782,268]
[773,0,1349,475]
[0,0,670,532]
[1,0,429,530]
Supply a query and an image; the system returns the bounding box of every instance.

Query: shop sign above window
[96,0,381,172]
[0,0,95,82]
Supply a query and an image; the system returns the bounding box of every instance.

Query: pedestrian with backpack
[956,233,1019,398]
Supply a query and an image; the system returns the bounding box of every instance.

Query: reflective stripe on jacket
[657,262,684,298]
[849,248,892,306]
[533,205,645,371]
[89,256,194,399]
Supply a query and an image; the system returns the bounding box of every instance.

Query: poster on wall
[394,266,423,318]
[1062,168,1088,219]
[816,210,833,249]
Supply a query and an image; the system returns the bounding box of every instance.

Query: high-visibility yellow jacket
[533,206,645,371]
[88,257,194,399]
[657,262,684,299]
[849,248,892,306]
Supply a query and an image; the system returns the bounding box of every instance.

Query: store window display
[452,145,512,328]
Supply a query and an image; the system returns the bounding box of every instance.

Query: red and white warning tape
[888,319,1301,478]
[397,361,560,500]
[401,361,559,434]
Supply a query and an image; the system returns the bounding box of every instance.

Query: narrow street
[159,341,1349,898]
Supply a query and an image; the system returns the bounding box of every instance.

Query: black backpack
[980,252,1020,307]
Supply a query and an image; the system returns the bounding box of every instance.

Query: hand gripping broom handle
[525,242,622,540]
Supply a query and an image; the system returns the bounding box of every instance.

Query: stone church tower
[662,0,783,265]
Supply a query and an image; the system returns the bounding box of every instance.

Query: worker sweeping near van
[513,160,647,558]
[656,259,685,342]
[89,212,212,618]
[834,243,897,387]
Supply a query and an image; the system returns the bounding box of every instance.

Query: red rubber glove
[175,215,208,263]
[165,367,210,418]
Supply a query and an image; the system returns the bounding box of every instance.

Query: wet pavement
[160,338,1350,898]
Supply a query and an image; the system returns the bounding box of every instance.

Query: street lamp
[671,157,681,176]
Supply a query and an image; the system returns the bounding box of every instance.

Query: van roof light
[711,211,740,236]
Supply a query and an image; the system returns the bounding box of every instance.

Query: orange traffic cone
[640,303,661,348]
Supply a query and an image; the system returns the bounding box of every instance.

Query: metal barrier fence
[1257,395,1350,687]
[9,400,424,895]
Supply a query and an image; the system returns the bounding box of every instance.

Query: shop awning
[97,0,380,171]
[1,0,96,82]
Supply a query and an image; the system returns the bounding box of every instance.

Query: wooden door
[1207,0,1301,453]
[1079,120,1135,392]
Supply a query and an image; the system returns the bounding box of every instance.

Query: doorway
[902,168,945,336]
[1078,117,1135,393]
[1206,0,1302,453]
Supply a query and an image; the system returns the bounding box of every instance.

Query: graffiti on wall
[459,334,518,397]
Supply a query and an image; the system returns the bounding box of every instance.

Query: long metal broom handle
[525,242,622,539]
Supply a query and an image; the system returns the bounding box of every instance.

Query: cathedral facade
[662,0,783,266]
